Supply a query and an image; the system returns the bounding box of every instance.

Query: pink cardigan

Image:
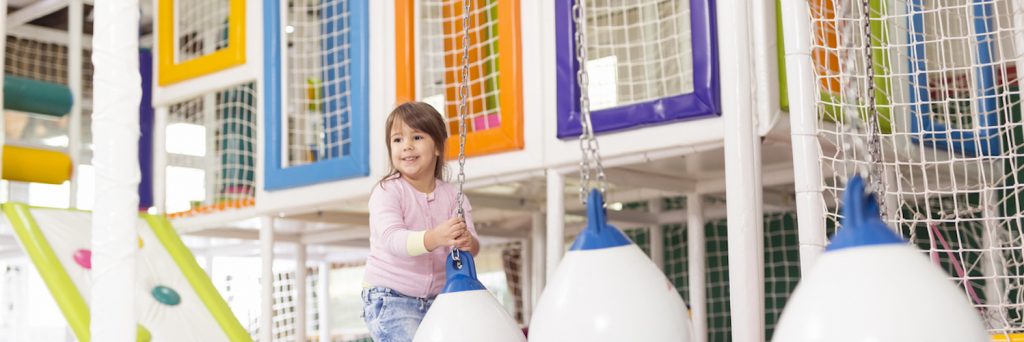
[362,176,478,298]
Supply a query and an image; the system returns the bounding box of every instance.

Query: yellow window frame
[157,0,246,85]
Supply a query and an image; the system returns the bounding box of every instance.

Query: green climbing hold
[151,285,181,306]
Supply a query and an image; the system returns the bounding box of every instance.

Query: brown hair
[380,101,449,185]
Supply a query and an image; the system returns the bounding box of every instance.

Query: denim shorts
[362,287,435,342]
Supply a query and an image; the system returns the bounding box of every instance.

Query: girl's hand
[425,217,467,251]
[452,229,479,256]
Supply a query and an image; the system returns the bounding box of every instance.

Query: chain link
[860,0,887,220]
[451,0,472,266]
[837,0,886,220]
[572,0,607,206]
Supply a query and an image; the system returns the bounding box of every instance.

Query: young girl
[362,101,481,341]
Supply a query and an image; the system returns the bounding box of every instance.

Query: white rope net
[164,83,256,216]
[581,0,694,110]
[175,0,231,63]
[285,0,354,166]
[418,0,503,134]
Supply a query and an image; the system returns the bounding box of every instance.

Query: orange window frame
[395,0,523,159]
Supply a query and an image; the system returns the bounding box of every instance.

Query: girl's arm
[369,185,424,256]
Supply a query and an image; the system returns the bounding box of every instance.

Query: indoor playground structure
[0,0,1023,341]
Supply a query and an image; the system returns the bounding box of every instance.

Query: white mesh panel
[418,0,502,134]
[164,83,256,215]
[582,0,694,110]
[286,0,353,166]
[176,0,231,63]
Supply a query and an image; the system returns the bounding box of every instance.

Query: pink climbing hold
[73,249,91,269]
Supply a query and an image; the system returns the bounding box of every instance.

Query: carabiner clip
[450,248,463,270]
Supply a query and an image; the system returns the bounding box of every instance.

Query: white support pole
[91,0,141,340]
[781,0,827,272]
[752,0,781,136]
[317,261,331,342]
[527,211,546,320]
[203,93,217,205]
[687,194,708,342]
[201,13,218,207]
[545,169,565,282]
[720,0,765,340]
[649,199,664,268]
[295,244,307,342]
[68,0,84,208]
[152,107,167,213]
[260,216,275,342]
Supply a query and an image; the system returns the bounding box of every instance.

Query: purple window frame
[555,0,720,138]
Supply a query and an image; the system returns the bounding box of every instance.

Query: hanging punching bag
[413,250,526,342]
[529,190,693,341]
[772,176,988,341]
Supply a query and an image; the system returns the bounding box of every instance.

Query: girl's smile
[390,119,440,185]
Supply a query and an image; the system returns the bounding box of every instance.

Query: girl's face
[390,118,440,181]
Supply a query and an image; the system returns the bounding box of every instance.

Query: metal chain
[860,0,887,220]
[572,0,607,205]
[837,0,886,220]
[452,0,472,266]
